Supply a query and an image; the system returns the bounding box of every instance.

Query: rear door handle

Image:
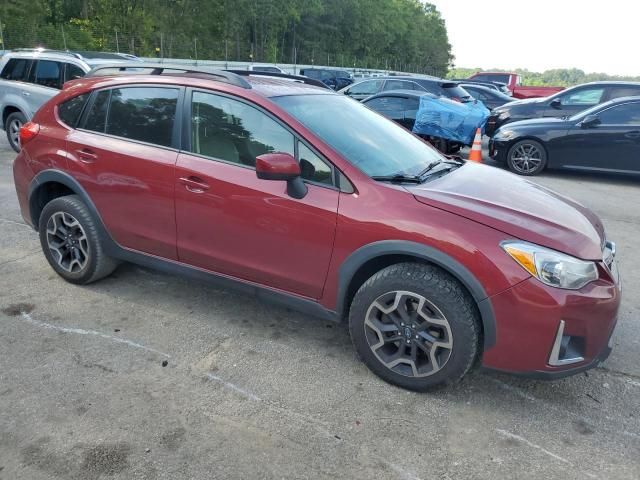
[179,176,210,193]
[76,148,98,162]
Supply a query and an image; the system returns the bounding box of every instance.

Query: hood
[499,116,569,132]
[499,97,541,109]
[408,163,605,260]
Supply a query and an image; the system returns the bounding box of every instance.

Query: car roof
[363,89,436,100]
[62,72,334,100]
[3,49,140,67]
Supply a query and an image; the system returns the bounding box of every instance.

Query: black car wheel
[5,111,27,153]
[506,139,547,176]
[39,195,118,284]
[349,263,479,391]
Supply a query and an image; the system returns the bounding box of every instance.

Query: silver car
[0,49,140,151]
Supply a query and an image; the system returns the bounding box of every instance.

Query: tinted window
[191,91,294,167]
[33,60,63,89]
[560,88,604,106]
[0,58,32,81]
[443,84,472,101]
[365,96,407,112]
[58,93,90,128]
[598,103,640,125]
[253,66,281,73]
[298,142,333,185]
[383,80,416,91]
[65,63,85,82]
[106,88,179,147]
[348,80,382,95]
[608,86,640,99]
[472,74,489,82]
[84,90,110,133]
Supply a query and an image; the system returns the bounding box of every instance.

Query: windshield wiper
[371,174,423,184]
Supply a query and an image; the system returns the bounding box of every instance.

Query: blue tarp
[412,96,490,145]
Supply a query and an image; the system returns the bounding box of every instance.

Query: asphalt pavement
[1,137,639,479]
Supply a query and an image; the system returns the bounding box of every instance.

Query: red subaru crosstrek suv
[12,65,621,391]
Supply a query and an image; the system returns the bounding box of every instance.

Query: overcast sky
[428,0,639,76]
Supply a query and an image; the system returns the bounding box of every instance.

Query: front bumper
[485,113,508,137]
[488,137,510,163]
[481,263,621,378]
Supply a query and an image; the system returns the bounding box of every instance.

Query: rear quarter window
[58,93,90,128]
[0,58,32,81]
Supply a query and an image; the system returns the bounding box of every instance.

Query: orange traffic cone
[468,128,483,163]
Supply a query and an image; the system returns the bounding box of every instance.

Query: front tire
[506,139,547,176]
[38,195,118,284]
[5,111,27,152]
[349,263,479,391]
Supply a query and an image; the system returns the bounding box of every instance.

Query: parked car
[0,48,139,151]
[486,81,640,136]
[458,84,515,110]
[248,65,285,74]
[340,76,473,103]
[362,90,464,153]
[468,72,564,99]
[13,63,620,391]
[490,96,640,176]
[299,68,353,90]
[451,78,510,95]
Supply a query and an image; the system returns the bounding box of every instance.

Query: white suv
[0,49,140,151]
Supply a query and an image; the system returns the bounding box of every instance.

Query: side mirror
[550,98,562,109]
[580,114,601,128]
[255,152,307,199]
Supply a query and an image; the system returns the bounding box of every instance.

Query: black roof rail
[225,69,330,89]
[85,63,252,89]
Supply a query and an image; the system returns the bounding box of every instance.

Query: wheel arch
[28,170,117,253]
[336,240,496,349]
[2,104,28,129]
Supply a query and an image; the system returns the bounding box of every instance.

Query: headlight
[501,241,599,290]
[496,129,515,140]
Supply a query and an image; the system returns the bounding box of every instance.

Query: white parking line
[206,372,262,401]
[18,311,171,358]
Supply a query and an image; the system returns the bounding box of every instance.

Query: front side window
[32,60,63,89]
[190,91,294,167]
[58,93,90,128]
[348,80,382,95]
[597,103,640,125]
[365,96,406,112]
[0,58,32,81]
[65,63,86,82]
[298,142,333,185]
[560,88,604,106]
[274,94,443,177]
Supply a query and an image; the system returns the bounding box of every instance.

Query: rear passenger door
[65,86,182,259]
[174,90,339,298]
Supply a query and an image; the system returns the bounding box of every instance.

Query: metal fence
[0,20,443,77]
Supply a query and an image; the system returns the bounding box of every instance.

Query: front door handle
[22,91,30,97]
[76,148,98,162]
[624,130,640,139]
[179,176,210,193]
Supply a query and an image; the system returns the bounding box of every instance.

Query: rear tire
[349,263,479,391]
[5,111,27,152]
[38,195,118,284]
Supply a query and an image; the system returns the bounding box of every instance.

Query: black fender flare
[335,240,497,349]
[28,169,120,255]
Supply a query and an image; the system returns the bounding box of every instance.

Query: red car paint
[469,72,564,99]
[13,74,620,377]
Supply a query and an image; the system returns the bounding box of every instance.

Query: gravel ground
[0,136,638,479]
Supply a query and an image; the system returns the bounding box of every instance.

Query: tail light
[19,122,40,146]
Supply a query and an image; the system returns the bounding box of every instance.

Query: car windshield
[273,94,444,177]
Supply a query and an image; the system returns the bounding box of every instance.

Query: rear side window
[443,84,472,101]
[83,87,179,148]
[0,58,32,81]
[383,80,417,91]
[32,60,63,89]
[58,94,90,128]
[608,86,640,100]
